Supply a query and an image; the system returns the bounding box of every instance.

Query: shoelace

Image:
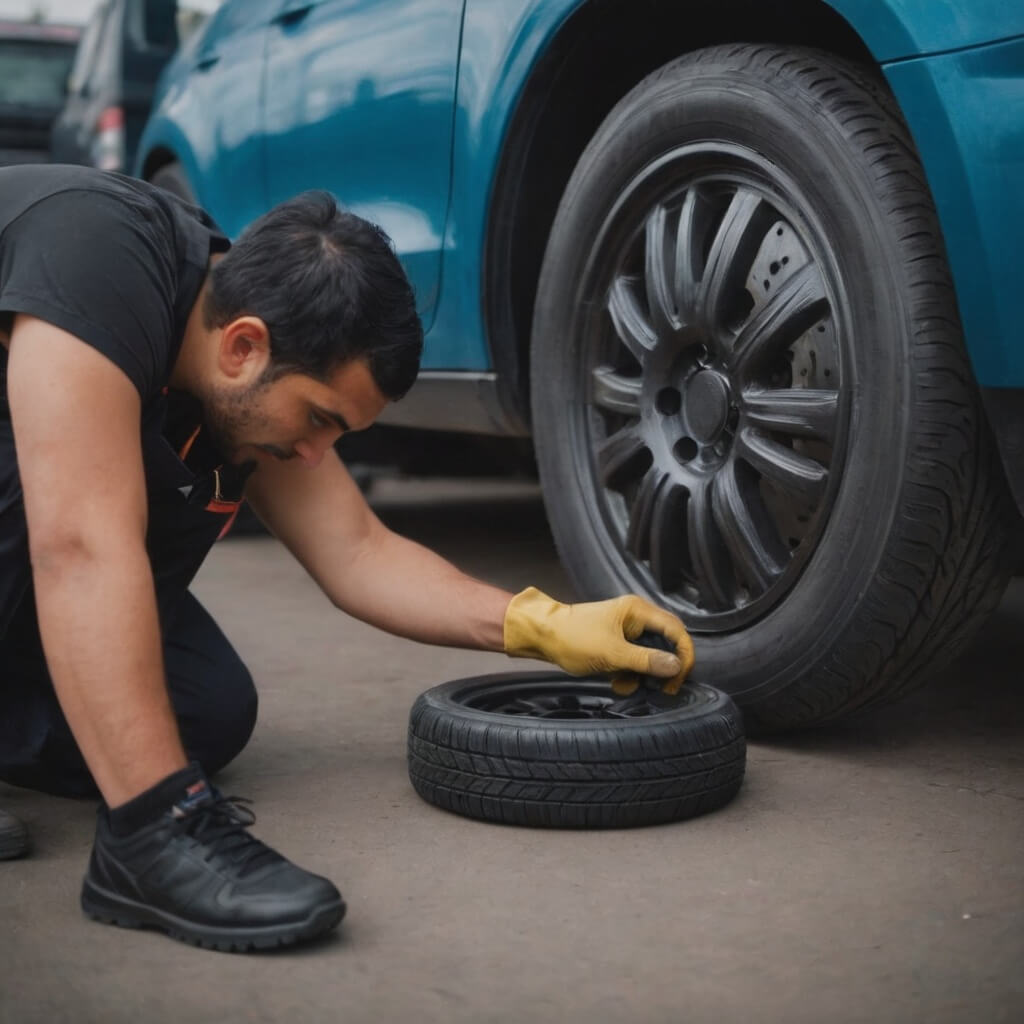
[175,795,282,876]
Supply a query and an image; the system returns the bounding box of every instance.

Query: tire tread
[407,681,746,828]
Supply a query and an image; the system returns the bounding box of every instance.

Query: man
[0,164,694,951]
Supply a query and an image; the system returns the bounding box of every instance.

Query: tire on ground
[530,44,1016,732]
[407,673,746,829]
[149,161,196,204]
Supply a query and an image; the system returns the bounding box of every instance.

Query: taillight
[91,105,125,172]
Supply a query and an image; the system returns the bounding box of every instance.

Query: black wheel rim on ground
[575,143,851,633]
[466,678,703,719]
[407,673,746,829]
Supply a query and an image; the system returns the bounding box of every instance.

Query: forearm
[324,524,512,651]
[31,541,186,805]
[249,457,694,686]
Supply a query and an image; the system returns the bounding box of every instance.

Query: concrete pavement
[1,479,1021,1024]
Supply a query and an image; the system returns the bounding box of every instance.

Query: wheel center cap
[684,371,731,443]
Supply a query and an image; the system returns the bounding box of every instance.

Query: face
[204,358,388,468]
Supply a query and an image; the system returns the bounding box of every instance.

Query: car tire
[149,161,196,204]
[530,44,1016,731]
[407,673,745,829]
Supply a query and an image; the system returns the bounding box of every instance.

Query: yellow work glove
[503,587,695,696]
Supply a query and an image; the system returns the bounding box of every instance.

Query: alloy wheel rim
[575,143,851,631]
[459,680,701,720]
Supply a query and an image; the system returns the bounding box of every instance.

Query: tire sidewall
[150,162,196,204]
[531,50,916,705]
[408,673,746,828]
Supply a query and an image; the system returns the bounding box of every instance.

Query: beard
[202,378,292,464]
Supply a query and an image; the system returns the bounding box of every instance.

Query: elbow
[28,527,144,580]
[29,532,102,578]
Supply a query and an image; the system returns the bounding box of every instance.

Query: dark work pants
[0,586,258,798]
[0,398,258,799]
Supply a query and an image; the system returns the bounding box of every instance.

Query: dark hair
[203,191,422,399]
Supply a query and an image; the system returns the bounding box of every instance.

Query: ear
[216,316,271,383]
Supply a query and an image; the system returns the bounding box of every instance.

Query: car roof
[0,20,81,44]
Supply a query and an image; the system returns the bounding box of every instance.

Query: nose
[293,438,328,469]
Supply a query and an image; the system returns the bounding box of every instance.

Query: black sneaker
[0,806,29,860]
[81,786,345,952]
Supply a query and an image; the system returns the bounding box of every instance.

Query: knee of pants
[177,662,258,778]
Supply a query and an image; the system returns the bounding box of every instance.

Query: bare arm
[7,315,186,805]
[245,448,512,650]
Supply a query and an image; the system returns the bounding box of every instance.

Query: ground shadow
[751,583,1024,757]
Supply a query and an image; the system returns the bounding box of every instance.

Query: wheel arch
[134,120,207,208]
[482,0,876,427]
[139,144,178,183]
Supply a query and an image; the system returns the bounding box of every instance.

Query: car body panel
[136,0,1023,382]
[883,36,1024,386]
[262,0,464,332]
[824,0,1024,62]
[414,0,1024,377]
[143,0,279,230]
[429,0,575,371]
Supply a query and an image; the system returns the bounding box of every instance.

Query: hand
[502,587,695,695]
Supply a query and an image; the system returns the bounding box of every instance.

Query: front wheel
[149,161,196,204]
[530,45,1015,730]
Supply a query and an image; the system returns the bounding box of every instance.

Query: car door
[262,0,465,331]
[176,0,281,234]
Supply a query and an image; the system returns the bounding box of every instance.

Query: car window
[126,0,179,53]
[0,40,77,109]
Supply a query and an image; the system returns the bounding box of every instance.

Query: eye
[310,410,328,429]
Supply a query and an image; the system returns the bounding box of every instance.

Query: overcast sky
[0,0,100,23]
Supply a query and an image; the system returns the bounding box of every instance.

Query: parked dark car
[49,0,178,173]
[0,19,79,167]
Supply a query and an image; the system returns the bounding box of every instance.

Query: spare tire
[407,673,745,829]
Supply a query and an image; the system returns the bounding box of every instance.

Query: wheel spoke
[596,426,649,489]
[699,189,775,327]
[675,186,715,320]
[731,263,829,378]
[625,467,661,561]
[648,477,688,592]
[587,170,846,623]
[711,461,787,593]
[591,366,642,417]
[607,276,657,365]
[687,477,733,608]
[743,387,838,443]
[644,204,678,336]
[623,469,688,592]
[735,428,829,501]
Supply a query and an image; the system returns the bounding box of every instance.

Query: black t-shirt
[0,163,229,406]
[0,165,235,631]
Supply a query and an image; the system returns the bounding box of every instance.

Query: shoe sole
[81,877,346,952]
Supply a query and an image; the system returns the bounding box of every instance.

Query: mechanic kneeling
[0,164,694,951]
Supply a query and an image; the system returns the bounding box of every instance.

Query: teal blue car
[136,0,1024,730]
